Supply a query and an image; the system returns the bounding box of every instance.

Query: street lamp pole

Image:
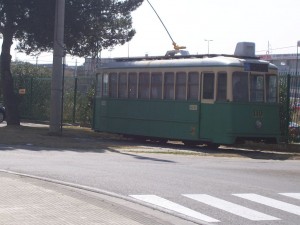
[204,39,213,54]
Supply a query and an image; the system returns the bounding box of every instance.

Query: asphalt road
[0,145,299,225]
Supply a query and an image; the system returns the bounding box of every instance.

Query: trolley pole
[49,0,65,135]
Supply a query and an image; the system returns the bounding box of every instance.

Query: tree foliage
[0,0,144,125]
[11,62,52,78]
[15,0,143,57]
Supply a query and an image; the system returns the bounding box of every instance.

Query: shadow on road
[161,142,300,160]
[0,124,299,161]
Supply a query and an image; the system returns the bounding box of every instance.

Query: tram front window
[250,74,264,102]
[233,72,248,102]
[266,75,277,103]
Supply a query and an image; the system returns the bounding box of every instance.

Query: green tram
[93,42,280,146]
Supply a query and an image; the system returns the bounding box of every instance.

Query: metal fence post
[286,74,291,143]
[72,77,78,123]
[30,77,33,118]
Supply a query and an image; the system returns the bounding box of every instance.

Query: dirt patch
[0,124,125,150]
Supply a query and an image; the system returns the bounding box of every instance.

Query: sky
[2,0,300,65]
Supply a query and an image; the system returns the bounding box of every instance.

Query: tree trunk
[0,30,20,126]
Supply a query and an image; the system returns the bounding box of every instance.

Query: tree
[11,61,52,78]
[0,0,143,126]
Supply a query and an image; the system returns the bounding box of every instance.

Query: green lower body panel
[200,102,280,144]
[93,99,200,140]
[93,98,281,145]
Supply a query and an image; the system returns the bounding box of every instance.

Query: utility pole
[296,40,300,76]
[49,0,65,135]
[204,39,213,54]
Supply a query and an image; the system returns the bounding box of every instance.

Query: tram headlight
[255,120,262,129]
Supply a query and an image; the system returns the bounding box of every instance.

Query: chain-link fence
[282,74,300,142]
[14,76,95,126]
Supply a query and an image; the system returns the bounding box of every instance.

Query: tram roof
[99,54,277,70]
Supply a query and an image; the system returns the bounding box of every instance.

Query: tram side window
[164,72,175,100]
[266,75,277,103]
[250,74,264,102]
[217,72,227,101]
[96,74,103,97]
[188,72,200,100]
[118,73,127,98]
[109,73,118,98]
[233,72,248,102]
[128,73,137,99]
[176,72,187,100]
[103,74,109,97]
[203,73,214,99]
[151,72,162,99]
[139,72,150,99]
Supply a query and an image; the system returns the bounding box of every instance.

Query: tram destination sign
[244,62,268,72]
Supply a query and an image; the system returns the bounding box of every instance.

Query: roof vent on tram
[234,42,255,58]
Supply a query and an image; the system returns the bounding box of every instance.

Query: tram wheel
[182,141,198,147]
[149,138,167,144]
[206,143,220,149]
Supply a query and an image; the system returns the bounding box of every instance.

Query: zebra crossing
[130,193,300,223]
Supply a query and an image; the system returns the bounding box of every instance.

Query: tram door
[185,72,201,140]
[199,72,228,143]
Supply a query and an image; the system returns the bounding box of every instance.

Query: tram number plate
[189,105,198,111]
[253,109,263,118]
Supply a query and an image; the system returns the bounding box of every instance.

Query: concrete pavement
[0,171,198,225]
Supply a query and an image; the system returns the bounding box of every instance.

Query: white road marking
[279,193,300,200]
[130,194,220,223]
[183,194,279,221]
[234,194,300,216]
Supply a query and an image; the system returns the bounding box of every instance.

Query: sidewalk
[0,172,197,225]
